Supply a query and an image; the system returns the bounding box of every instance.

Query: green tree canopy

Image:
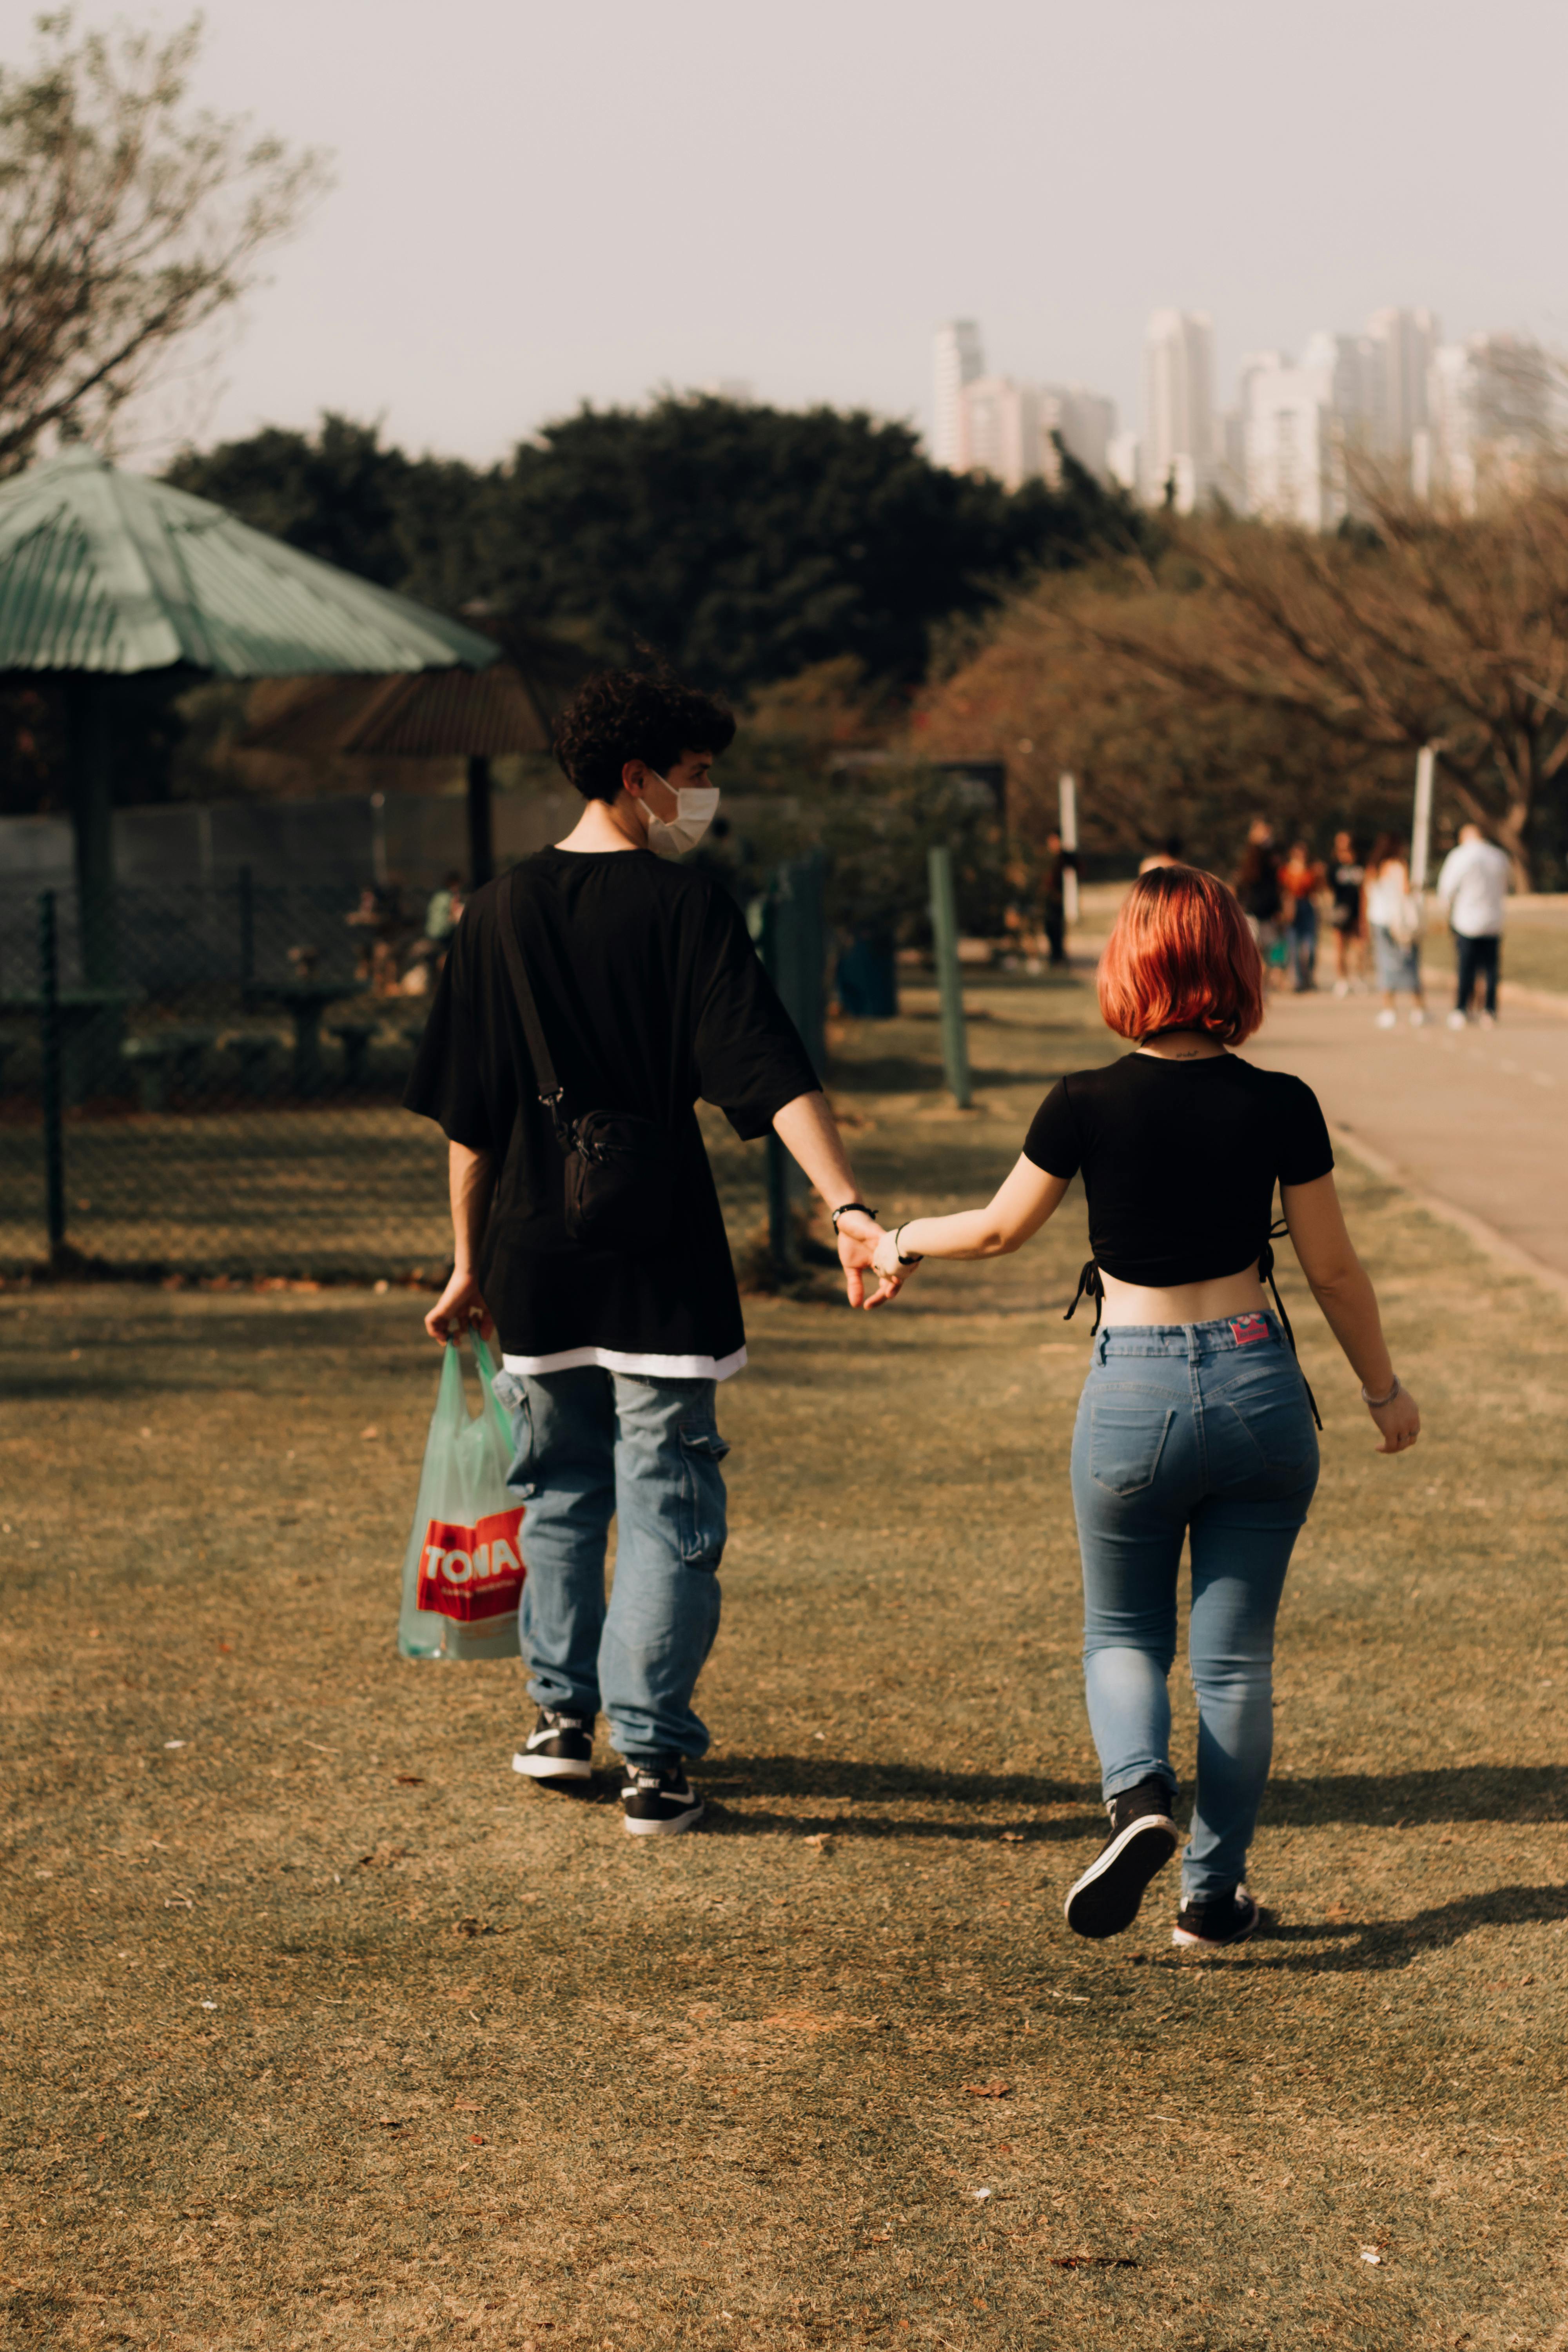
[167,397,1142,699]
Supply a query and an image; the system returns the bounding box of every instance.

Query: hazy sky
[13,0,1567,466]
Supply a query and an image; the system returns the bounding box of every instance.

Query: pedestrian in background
[1235,821,1284,983]
[1277,840,1325,993]
[1437,822,1510,1029]
[1365,833,1426,1029]
[1327,831,1367,995]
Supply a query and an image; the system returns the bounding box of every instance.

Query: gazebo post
[68,676,119,987]
[466,754,495,888]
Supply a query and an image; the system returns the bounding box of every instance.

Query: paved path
[1245,990,1568,1284]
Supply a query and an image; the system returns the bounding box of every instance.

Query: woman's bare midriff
[1098,1263,1269,1328]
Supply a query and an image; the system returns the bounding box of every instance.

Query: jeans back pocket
[1089,1394,1176,1496]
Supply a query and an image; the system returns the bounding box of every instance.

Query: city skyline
[92,0,1568,478]
[932,303,1558,523]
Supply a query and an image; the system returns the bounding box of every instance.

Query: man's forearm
[771,1091,862,1212]
[448,1141,496,1272]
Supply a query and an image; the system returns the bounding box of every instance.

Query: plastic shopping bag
[397,1332,523,1662]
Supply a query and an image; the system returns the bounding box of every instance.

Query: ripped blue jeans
[489,1366,728,1763]
[1071,1316,1319,1901]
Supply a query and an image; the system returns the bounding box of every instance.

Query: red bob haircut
[1098,866,1265,1046]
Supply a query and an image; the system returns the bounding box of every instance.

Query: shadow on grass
[1256,1880,1568,1973]
[1265,1765,1568,1826]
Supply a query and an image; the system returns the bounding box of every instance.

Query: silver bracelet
[1360,1374,1401,1408]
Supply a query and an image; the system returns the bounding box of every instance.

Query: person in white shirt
[1364,834,1426,1029]
[1436,824,1511,1029]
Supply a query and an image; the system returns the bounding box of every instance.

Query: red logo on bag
[416,1507,526,1622]
[1230,1315,1270,1347]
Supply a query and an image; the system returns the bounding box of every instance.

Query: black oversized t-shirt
[1023,1051,1334,1287]
[404,849,820,1377]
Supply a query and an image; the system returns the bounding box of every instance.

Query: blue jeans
[489,1366,728,1762]
[1070,1316,1318,1900]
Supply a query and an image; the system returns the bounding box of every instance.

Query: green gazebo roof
[0,446,499,679]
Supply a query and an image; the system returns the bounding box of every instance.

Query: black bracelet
[831,1201,877,1232]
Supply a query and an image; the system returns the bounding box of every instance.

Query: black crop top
[1023,1052,1334,1287]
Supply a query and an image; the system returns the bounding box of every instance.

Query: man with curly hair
[405,668,893,1835]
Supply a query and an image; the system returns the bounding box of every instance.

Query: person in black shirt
[869,866,1420,1950]
[406,670,892,1836]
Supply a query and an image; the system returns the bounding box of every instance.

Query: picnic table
[242,982,360,1096]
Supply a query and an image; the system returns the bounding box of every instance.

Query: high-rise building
[1365,307,1440,473]
[1420,334,1553,508]
[951,366,1120,490]
[956,375,1040,488]
[933,321,984,470]
[1142,310,1216,509]
[1039,387,1117,484]
[1237,334,1378,529]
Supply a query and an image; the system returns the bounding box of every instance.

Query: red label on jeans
[416,1507,526,1621]
[1230,1315,1270,1347]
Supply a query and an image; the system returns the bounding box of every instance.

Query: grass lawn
[3,972,1565,2350]
[1419,900,1568,999]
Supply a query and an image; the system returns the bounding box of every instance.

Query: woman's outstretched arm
[1281,1172,1421,1454]
[871,1157,1071,1276]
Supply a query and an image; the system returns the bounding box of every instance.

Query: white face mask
[644,773,720,857]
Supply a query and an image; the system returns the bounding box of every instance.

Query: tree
[916,573,1414,873]
[168,414,425,587]
[0,11,327,475]
[1054,479,1568,883]
[489,396,1139,697]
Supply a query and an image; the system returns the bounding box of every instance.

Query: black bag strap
[1262,1217,1323,1431]
[496,867,571,1141]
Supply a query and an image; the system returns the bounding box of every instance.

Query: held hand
[1369,1384,1420,1455]
[423,1269,494,1347]
[835,1210,906,1310]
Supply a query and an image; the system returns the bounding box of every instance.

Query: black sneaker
[512,1706,596,1782]
[1063,1777,1179,1939]
[619,1760,705,1837]
[1172,1886,1259,1951]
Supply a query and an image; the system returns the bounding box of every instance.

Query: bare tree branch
[0,10,329,475]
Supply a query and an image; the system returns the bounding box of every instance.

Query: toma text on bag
[416,1508,526,1622]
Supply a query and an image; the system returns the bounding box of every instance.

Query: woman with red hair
[869,866,1419,1951]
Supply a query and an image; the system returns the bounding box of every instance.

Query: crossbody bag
[496,869,679,1254]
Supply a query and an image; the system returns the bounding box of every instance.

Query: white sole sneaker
[622,1796,706,1837]
[1063,1811,1178,1938]
[512,1749,594,1781]
[1172,1887,1260,1950]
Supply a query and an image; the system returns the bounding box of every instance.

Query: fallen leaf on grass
[354,1844,407,1870]
[468,2134,485,2146]
[376,2117,405,2130]
[1050,2254,1137,2270]
[962,2082,1012,2099]
[394,1774,425,1787]
[360,1426,380,1440]
[803,1832,833,1851]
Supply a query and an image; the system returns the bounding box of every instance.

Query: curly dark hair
[554,668,736,802]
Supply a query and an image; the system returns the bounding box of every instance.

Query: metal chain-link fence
[1,857,833,1281]
[0,877,450,1278]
